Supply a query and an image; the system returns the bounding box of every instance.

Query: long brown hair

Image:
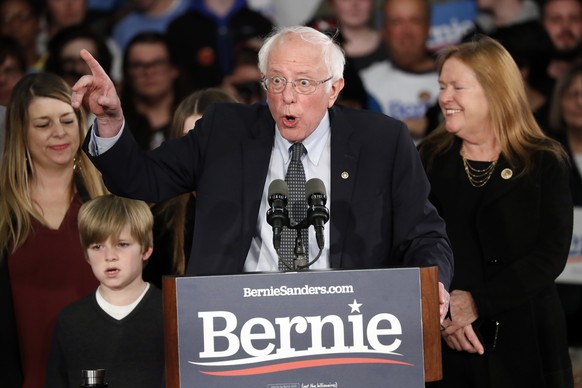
[420,35,567,175]
[0,72,106,253]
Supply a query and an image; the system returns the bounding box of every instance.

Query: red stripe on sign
[200,357,414,376]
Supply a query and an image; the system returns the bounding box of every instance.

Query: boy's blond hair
[78,195,153,254]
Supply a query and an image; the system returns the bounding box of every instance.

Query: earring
[73,157,80,172]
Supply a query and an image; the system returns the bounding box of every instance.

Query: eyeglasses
[261,75,333,95]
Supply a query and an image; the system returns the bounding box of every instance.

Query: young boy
[45,195,165,388]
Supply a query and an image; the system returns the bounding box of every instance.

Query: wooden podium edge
[163,276,179,388]
[420,266,443,382]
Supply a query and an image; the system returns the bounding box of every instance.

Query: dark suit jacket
[423,139,573,387]
[84,103,453,286]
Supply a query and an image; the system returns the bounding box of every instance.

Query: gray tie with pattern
[279,143,308,271]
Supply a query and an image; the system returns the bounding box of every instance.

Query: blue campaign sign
[428,0,477,52]
[172,268,425,387]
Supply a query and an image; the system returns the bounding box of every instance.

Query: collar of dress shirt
[274,110,330,167]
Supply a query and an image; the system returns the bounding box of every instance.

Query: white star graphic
[348,299,362,313]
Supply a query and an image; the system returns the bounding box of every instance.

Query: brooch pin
[501,168,513,180]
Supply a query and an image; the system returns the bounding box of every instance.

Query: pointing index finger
[79,48,107,78]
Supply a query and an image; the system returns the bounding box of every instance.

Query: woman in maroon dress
[0,72,107,387]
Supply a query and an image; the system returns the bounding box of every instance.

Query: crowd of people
[0,0,581,387]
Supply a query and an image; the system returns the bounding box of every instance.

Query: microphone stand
[275,217,325,272]
[293,232,308,269]
[275,226,309,272]
[291,221,324,271]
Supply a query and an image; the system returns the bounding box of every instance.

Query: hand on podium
[438,282,449,324]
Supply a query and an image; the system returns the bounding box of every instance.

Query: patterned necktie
[279,143,308,271]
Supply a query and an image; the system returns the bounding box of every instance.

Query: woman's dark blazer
[422,138,573,387]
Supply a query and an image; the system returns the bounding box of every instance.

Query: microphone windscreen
[268,179,289,197]
[305,178,326,198]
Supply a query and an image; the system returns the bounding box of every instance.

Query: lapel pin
[341,171,349,179]
[501,168,513,180]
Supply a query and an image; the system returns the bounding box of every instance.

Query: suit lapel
[241,110,276,257]
[329,106,359,268]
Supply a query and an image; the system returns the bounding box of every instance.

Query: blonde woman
[420,36,573,387]
[0,72,106,387]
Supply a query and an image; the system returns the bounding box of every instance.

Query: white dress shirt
[243,111,332,272]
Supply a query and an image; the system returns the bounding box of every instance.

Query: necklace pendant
[462,156,497,188]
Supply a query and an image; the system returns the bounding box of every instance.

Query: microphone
[305,178,329,250]
[266,179,290,250]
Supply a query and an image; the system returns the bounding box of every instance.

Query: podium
[163,266,442,387]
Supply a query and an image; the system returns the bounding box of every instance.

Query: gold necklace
[461,154,497,187]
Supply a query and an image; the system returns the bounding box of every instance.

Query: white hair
[258,26,345,91]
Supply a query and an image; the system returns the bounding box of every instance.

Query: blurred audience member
[542,0,582,84]
[326,0,387,71]
[0,35,27,106]
[493,24,555,130]
[360,0,439,141]
[112,0,189,52]
[0,72,106,387]
[221,45,264,104]
[44,25,113,87]
[86,0,129,16]
[549,65,582,385]
[85,0,129,33]
[306,15,381,110]
[146,88,238,287]
[40,0,122,82]
[462,0,541,40]
[0,0,44,71]
[42,0,90,39]
[121,31,183,150]
[336,57,378,110]
[166,0,273,91]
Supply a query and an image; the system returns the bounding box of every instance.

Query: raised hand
[71,49,123,138]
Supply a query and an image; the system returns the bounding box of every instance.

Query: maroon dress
[8,197,98,388]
